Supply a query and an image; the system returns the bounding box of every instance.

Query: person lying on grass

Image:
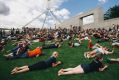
[58,54,108,76]
[4,47,44,59]
[68,41,80,48]
[87,38,102,50]
[0,39,5,51]
[4,41,29,59]
[11,51,62,74]
[111,39,119,48]
[42,42,61,49]
[107,58,119,63]
[84,46,114,58]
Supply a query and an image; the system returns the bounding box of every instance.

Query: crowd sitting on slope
[1,24,119,77]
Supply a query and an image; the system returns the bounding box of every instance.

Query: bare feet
[84,52,87,58]
[58,69,64,76]
[11,71,16,75]
[11,71,16,74]
[11,67,19,75]
[58,71,64,76]
[11,67,18,73]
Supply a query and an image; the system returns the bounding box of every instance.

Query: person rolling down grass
[11,51,62,74]
[58,54,108,76]
[84,46,114,59]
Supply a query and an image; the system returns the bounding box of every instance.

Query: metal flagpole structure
[41,11,49,29]
[22,11,46,28]
[51,8,64,19]
[22,0,62,29]
[49,9,61,23]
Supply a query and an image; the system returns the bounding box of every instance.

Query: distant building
[57,7,119,29]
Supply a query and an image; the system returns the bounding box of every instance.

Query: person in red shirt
[18,47,43,58]
[88,39,93,49]
[27,47,42,57]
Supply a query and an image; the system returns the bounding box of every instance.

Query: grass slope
[0,39,119,80]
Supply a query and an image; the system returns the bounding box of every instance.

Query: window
[83,15,94,25]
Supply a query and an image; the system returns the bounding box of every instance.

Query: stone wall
[57,7,119,29]
[83,18,119,29]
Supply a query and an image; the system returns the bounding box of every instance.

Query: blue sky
[60,0,119,16]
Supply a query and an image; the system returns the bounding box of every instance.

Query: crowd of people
[0,24,119,77]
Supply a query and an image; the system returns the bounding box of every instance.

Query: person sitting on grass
[87,38,93,49]
[58,54,108,76]
[11,51,62,74]
[86,38,100,49]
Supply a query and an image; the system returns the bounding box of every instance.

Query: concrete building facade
[57,7,119,29]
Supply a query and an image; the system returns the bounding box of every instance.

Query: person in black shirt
[58,54,108,76]
[11,51,61,74]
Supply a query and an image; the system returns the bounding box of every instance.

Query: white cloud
[52,8,70,20]
[0,0,70,29]
[98,0,108,4]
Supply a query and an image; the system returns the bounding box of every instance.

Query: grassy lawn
[0,39,119,80]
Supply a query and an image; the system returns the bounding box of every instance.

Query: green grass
[0,39,119,80]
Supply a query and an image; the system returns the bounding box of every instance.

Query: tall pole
[21,0,61,29]
[49,10,61,23]
[22,11,46,28]
[41,11,49,29]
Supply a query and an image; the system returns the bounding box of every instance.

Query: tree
[104,5,119,20]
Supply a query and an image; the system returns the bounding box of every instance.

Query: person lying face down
[11,51,62,74]
[42,42,61,49]
[58,54,108,76]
